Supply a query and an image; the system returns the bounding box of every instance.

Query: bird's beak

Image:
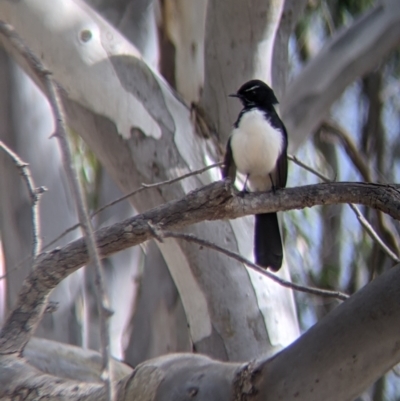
[229,93,240,98]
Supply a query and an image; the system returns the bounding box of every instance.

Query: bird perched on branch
[222,79,288,271]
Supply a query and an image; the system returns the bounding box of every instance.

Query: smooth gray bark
[201,0,284,144]
[255,264,400,401]
[161,0,208,102]
[124,241,191,366]
[24,337,132,382]
[272,0,308,97]
[118,0,159,67]
[84,172,142,358]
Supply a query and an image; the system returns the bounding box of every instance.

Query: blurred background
[1,0,400,399]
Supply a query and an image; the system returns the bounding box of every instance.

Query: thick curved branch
[2,264,400,400]
[1,180,400,354]
[246,264,400,401]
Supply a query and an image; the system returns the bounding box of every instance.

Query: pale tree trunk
[201,0,284,144]
[83,0,170,360]
[115,0,192,361]
[124,241,191,366]
[0,48,10,324]
[198,1,299,348]
[118,0,159,67]
[272,0,308,98]
[160,0,207,103]
[85,172,143,358]
[0,48,14,323]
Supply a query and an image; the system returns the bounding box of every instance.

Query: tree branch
[162,230,348,301]
[319,120,400,258]
[320,120,373,182]
[201,0,284,144]
[0,140,46,260]
[1,180,400,355]
[245,264,400,401]
[41,162,223,254]
[289,153,400,263]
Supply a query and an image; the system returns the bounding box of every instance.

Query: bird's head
[229,79,278,108]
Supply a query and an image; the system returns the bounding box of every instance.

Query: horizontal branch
[1,180,400,353]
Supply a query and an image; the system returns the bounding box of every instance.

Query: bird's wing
[275,150,288,189]
[222,136,237,181]
[273,125,288,189]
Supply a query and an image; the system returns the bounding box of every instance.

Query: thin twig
[94,161,223,217]
[45,74,114,401]
[320,120,373,182]
[0,140,46,260]
[288,154,400,263]
[162,230,349,301]
[348,204,400,263]
[42,162,223,252]
[288,154,333,182]
[321,120,400,257]
[0,22,114,401]
[328,120,400,257]
[42,224,81,251]
[0,162,224,282]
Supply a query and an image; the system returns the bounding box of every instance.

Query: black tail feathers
[254,213,283,271]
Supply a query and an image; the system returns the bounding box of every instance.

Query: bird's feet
[269,174,276,193]
[238,187,249,198]
[238,174,250,197]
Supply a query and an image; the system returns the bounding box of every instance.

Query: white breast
[230,109,283,190]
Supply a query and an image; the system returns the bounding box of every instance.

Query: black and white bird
[222,79,288,271]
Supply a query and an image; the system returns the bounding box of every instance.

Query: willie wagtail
[222,79,288,271]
